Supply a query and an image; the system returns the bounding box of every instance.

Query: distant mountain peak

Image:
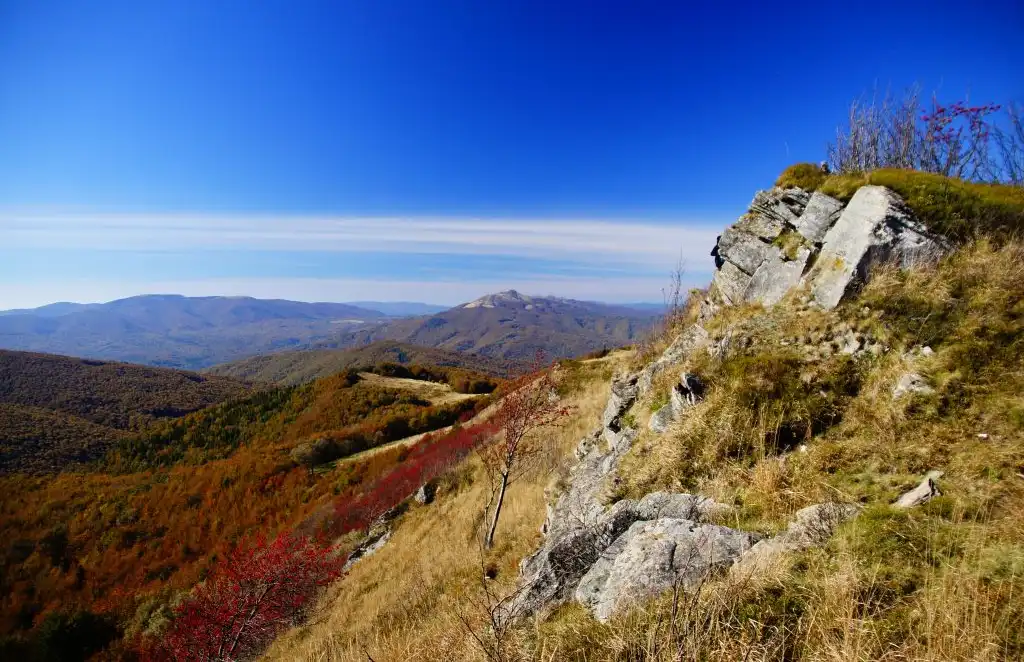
[463,290,536,309]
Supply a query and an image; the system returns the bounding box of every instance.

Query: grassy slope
[205,340,515,385]
[263,356,620,662]
[264,173,1024,661]
[355,372,479,406]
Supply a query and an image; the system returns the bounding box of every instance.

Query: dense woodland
[0,353,502,659]
[0,351,249,474]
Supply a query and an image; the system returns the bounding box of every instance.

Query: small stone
[892,372,934,399]
[894,471,943,509]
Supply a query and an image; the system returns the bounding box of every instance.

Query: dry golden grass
[355,372,481,406]
[263,355,622,662]
[264,241,1024,662]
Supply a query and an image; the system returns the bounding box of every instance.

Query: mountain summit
[462,290,535,309]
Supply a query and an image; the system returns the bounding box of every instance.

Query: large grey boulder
[744,246,811,307]
[716,228,779,275]
[806,186,947,310]
[576,518,760,621]
[712,260,752,305]
[414,480,438,505]
[794,191,844,244]
[648,403,677,434]
[515,485,730,621]
[734,502,860,575]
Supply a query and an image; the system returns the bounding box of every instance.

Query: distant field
[355,372,479,406]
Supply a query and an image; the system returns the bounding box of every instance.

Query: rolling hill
[0,295,385,369]
[206,340,514,385]
[315,290,657,360]
[0,349,250,473]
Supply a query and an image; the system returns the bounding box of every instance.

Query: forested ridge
[0,354,501,658]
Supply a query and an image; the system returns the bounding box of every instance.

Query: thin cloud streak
[2,213,724,266]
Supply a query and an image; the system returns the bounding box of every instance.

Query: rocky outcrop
[705,184,947,313]
[508,363,754,623]
[343,527,392,571]
[508,182,956,624]
[648,372,704,433]
[794,191,843,244]
[514,490,733,621]
[638,325,710,395]
[602,373,640,445]
[577,518,759,621]
[805,186,947,309]
[744,246,811,307]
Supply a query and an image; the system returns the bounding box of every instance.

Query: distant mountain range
[0,291,660,368]
[309,290,657,360]
[0,295,384,369]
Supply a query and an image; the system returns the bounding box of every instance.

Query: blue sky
[1,0,1021,308]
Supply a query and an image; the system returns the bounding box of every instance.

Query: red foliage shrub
[139,532,344,661]
[330,421,496,535]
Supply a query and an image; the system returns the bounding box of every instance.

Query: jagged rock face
[577,518,760,621]
[509,370,747,623]
[794,191,844,244]
[717,227,782,274]
[744,246,811,307]
[603,374,639,435]
[638,325,710,395]
[707,184,946,312]
[648,372,704,433]
[748,188,810,235]
[805,186,947,310]
[712,261,753,305]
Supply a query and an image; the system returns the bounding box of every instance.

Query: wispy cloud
[3,213,724,266]
[0,212,726,308]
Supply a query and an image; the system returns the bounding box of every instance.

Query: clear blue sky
[1,0,1021,307]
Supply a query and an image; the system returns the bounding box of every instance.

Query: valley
[0,344,506,658]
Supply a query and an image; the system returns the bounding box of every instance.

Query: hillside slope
[0,295,384,369]
[0,350,249,473]
[206,340,514,385]
[262,171,1024,662]
[0,364,493,649]
[317,290,656,360]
